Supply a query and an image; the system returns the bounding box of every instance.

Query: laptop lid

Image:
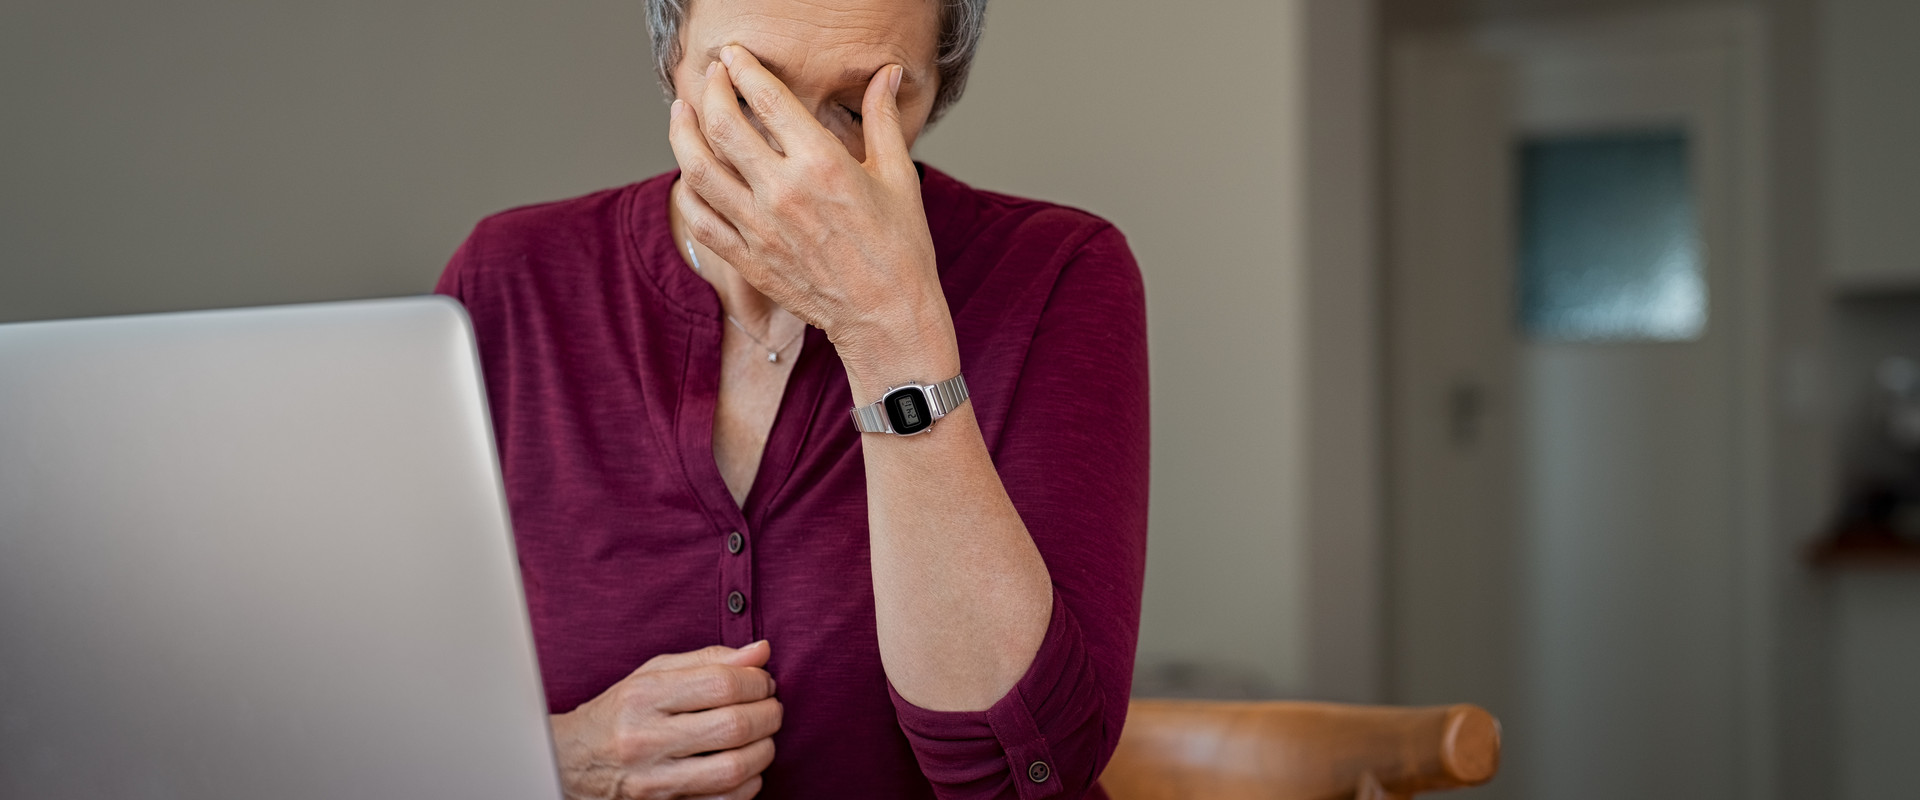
[0,297,561,799]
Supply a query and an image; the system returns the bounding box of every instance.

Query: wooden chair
[1100,700,1500,800]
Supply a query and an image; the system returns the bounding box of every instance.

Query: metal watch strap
[851,373,969,434]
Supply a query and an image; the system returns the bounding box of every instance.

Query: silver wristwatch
[850,373,969,436]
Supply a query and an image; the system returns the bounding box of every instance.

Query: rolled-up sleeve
[889,224,1151,799]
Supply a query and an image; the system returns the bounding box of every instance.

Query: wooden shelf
[1809,533,1920,569]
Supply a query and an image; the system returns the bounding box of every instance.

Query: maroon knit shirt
[435,165,1149,799]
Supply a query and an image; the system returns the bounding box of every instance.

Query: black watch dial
[883,386,934,435]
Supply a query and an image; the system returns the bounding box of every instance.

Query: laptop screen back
[0,298,560,799]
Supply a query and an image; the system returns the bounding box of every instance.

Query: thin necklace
[687,241,804,364]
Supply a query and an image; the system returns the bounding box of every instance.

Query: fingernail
[706,60,718,78]
[670,99,686,119]
[745,639,767,650]
[721,46,737,67]
[889,65,903,96]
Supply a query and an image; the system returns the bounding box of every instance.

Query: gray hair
[644,0,989,124]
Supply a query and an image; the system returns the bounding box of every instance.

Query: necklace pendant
[767,352,779,363]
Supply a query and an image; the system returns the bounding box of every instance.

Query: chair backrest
[1100,700,1500,800]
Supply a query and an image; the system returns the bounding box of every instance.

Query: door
[1387,10,1766,800]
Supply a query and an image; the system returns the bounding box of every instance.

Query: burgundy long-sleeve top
[435,165,1148,799]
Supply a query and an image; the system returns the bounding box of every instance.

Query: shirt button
[727,591,746,615]
[726,531,744,554]
[1027,761,1051,784]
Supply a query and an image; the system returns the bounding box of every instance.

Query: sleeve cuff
[888,593,1104,799]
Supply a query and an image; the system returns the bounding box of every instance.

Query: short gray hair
[644,0,989,123]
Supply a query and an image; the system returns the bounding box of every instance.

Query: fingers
[670,100,753,229]
[673,179,750,264]
[700,57,779,182]
[860,64,913,180]
[718,45,822,153]
[639,640,768,673]
[650,663,778,714]
[683,775,764,800]
[667,738,776,798]
[666,697,783,757]
[714,639,772,668]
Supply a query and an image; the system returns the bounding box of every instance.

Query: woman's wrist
[548,710,596,798]
[839,339,962,406]
[832,291,962,405]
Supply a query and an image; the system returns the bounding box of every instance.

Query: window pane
[1517,130,1706,342]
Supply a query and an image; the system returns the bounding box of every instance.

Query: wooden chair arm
[1101,700,1501,800]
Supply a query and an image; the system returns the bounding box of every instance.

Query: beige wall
[915,1,1309,695]
[1384,0,1726,29]
[0,0,675,323]
[918,0,1380,700]
[0,0,1381,701]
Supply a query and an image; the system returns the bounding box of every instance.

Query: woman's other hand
[667,46,956,390]
[551,641,781,800]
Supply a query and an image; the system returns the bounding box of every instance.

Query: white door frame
[1482,10,1776,799]
[1386,7,1775,798]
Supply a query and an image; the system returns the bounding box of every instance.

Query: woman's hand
[551,641,782,800]
[667,46,956,391]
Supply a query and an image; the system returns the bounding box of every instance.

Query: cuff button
[1027,760,1051,784]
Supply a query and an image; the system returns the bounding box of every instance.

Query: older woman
[435,0,1147,797]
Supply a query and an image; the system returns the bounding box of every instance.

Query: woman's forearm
[838,309,1055,714]
[663,42,1060,716]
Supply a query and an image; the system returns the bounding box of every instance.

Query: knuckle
[713,708,751,743]
[763,183,801,213]
[701,113,735,146]
[612,726,661,762]
[794,150,834,176]
[616,772,667,800]
[688,214,728,244]
[688,668,733,703]
[682,157,714,187]
[713,666,749,698]
[612,680,650,710]
[747,85,785,117]
[714,751,755,786]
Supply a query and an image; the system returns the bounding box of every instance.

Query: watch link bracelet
[850,373,969,436]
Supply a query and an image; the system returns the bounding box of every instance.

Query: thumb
[861,64,911,177]
[718,639,772,667]
[636,640,771,673]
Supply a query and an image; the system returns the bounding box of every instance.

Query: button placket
[719,526,755,646]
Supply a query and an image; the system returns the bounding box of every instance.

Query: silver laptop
[0,297,562,799]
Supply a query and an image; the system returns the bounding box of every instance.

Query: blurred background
[3,0,1916,797]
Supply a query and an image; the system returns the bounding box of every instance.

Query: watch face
[884,386,934,435]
